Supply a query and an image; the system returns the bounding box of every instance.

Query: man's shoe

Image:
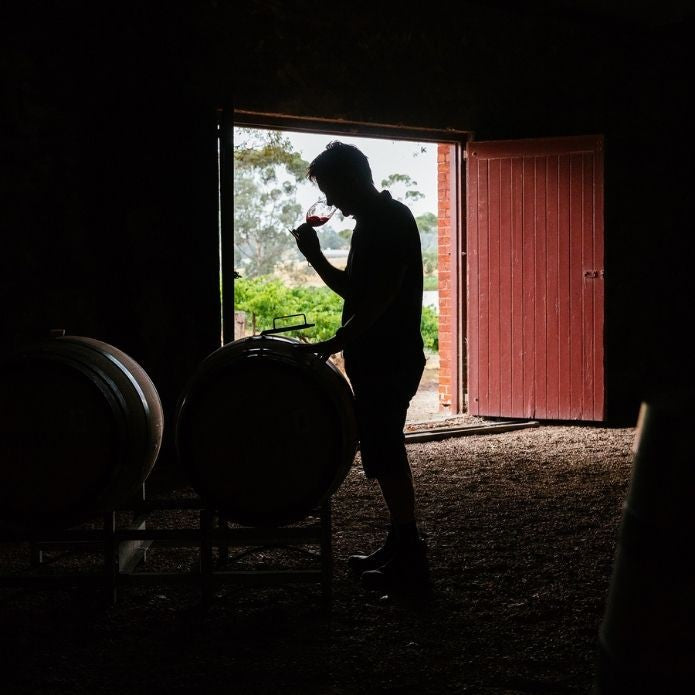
[347,529,396,578]
[360,538,432,598]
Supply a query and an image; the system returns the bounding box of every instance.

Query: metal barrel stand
[0,486,334,609]
[200,502,333,610]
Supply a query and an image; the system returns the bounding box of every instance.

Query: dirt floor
[0,420,637,694]
[406,351,442,424]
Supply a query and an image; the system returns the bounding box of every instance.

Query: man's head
[307,141,375,217]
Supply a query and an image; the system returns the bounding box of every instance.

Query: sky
[238,128,438,232]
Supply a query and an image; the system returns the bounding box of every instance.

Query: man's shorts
[346,362,425,480]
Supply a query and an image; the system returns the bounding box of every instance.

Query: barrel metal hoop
[92,350,151,421]
[57,338,162,472]
[58,338,151,421]
[83,346,156,467]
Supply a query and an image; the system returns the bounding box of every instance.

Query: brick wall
[437,144,454,413]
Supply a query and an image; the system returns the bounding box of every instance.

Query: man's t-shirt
[341,190,425,391]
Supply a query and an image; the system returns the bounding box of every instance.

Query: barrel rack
[0,485,334,608]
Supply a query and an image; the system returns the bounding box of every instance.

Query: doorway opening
[224,114,467,423]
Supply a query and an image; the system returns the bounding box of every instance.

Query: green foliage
[415,211,437,236]
[416,212,438,257]
[422,248,438,276]
[421,305,439,351]
[235,277,439,350]
[423,275,438,291]
[234,130,308,180]
[234,277,343,341]
[381,173,425,204]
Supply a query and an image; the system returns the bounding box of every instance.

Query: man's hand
[289,223,321,261]
[292,334,343,362]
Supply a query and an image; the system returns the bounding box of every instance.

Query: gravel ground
[0,422,637,694]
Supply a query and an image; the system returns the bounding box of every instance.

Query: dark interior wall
[1,3,223,467]
[235,2,616,136]
[1,1,691,439]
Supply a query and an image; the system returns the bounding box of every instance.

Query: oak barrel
[174,335,358,526]
[596,390,695,693]
[0,336,164,530]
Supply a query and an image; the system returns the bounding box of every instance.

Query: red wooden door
[466,135,604,421]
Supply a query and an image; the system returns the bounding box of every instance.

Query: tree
[380,173,425,205]
[381,175,437,254]
[233,129,309,277]
[233,130,438,281]
[416,212,438,250]
[415,211,439,277]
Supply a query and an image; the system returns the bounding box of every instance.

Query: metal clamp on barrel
[260,314,315,336]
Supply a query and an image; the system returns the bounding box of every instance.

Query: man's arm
[291,223,349,299]
[307,253,350,300]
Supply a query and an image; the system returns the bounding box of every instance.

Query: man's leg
[359,457,431,596]
[377,468,416,524]
[348,402,417,574]
[361,465,431,596]
[347,369,429,590]
[346,463,418,576]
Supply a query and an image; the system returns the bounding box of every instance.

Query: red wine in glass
[306,199,336,227]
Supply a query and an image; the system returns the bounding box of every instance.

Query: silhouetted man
[291,141,430,598]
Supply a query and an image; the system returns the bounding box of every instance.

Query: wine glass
[305,199,336,227]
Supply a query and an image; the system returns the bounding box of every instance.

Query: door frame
[224,109,471,412]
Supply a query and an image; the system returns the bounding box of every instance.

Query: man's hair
[307,141,373,186]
